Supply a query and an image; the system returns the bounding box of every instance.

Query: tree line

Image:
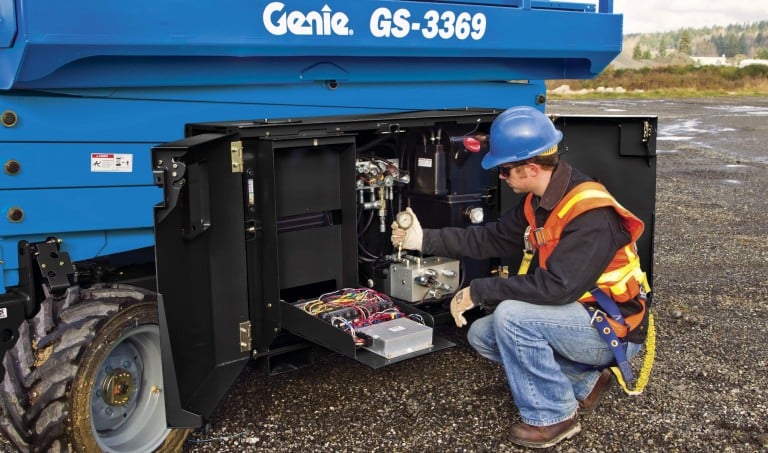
[630,21,768,60]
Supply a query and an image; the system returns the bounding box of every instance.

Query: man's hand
[390,207,423,251]
[450,287,476,328]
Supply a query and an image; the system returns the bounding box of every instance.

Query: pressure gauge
[396,211,414,230]
[466,206,485,225]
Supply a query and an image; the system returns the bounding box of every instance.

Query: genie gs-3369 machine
[0,1,657,451]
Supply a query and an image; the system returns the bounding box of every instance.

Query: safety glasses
[498,162,525,177]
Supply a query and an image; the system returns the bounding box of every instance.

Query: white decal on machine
[370,7,487,40]
[263,2,352,36]
[91,153,133,173]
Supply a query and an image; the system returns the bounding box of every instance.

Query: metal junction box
[358,317,433,359]
[388,257,460,302]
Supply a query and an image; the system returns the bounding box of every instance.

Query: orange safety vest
[523,181,650,337]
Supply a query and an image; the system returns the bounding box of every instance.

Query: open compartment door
[153,133,251,427]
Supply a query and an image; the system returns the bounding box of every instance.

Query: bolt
[105,407,113,416]
[4,160,20,175]
[1,110,18,127]
[105,366,113,373]
[7,207,23,222]
[156,159,164,166]
[122,361,131,368]
[151,386,161,394]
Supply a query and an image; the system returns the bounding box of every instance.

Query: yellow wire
[611,312,656,395]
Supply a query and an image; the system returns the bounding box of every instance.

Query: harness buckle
[589,308,607,326]
[523,226,534,253]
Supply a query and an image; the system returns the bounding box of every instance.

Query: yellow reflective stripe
[557,189,614,218]
[584,255,651,299]
[596,254,641,284]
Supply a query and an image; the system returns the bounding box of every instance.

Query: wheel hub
[101,368,134,406]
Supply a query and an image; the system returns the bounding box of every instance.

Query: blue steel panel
[0,143,156,188]
[11,55,597,89]
[0,186,160,236]
[0,243,3,288]
[1,0,622,88]
[0,81,545,143]
[0,0,15,47]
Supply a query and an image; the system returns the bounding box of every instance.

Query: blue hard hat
[481,106,563,169]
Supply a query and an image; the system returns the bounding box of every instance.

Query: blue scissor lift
[0,2,651,452]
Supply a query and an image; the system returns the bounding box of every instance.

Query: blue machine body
[0,0,621,292]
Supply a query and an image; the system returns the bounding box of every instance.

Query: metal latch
[231,141,243,173]
[642,120,653,143]
[239,321,252,352]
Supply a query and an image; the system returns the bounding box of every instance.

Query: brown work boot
[579,368,615,413]
[509,416,581,449]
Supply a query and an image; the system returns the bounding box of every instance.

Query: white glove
[390,207,423,251]
[450,287,476,328]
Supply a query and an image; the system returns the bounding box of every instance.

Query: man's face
[498,162,530,193]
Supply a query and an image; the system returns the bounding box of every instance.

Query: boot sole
[510,422,582,449]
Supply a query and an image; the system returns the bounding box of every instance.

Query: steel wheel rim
[90,324,170,452]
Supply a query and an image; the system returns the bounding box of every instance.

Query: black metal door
[153,132,251,426]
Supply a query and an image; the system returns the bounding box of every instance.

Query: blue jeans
[467,299,642,426]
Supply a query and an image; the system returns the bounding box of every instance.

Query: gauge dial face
[396,211,414,229]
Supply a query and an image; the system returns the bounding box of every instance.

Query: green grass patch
[547,64,768,98]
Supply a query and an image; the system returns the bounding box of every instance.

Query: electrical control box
[358,317,433,359]
[388,257,461,303]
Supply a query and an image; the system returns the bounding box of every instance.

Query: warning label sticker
[417,157,433,168]
[91,153,133,173]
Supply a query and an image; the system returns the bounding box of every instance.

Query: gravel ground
[2,97,767,452]
[182,97,768,452]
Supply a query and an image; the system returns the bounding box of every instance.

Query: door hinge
[231,141,243,173]
[239,320,252,352]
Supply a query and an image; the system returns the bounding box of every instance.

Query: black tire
[0,284,190,452]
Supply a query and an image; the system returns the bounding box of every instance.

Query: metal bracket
[35,240,74,294]
[642,120,653,143]
[239,321,252,352]
[231,141,243,173]
[153,152,188,224]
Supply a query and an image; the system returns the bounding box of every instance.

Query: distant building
[691,55,729,66]
[738,59,768,68]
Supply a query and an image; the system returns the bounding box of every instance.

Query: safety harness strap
[586,287,635,383]
[517,226,536,275]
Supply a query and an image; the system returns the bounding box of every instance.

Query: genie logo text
[263,2,352,36]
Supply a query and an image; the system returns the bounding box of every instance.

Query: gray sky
[613,0,768,34]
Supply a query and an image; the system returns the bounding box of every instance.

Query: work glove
[390,207,423,251]
[450,287,476,328]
